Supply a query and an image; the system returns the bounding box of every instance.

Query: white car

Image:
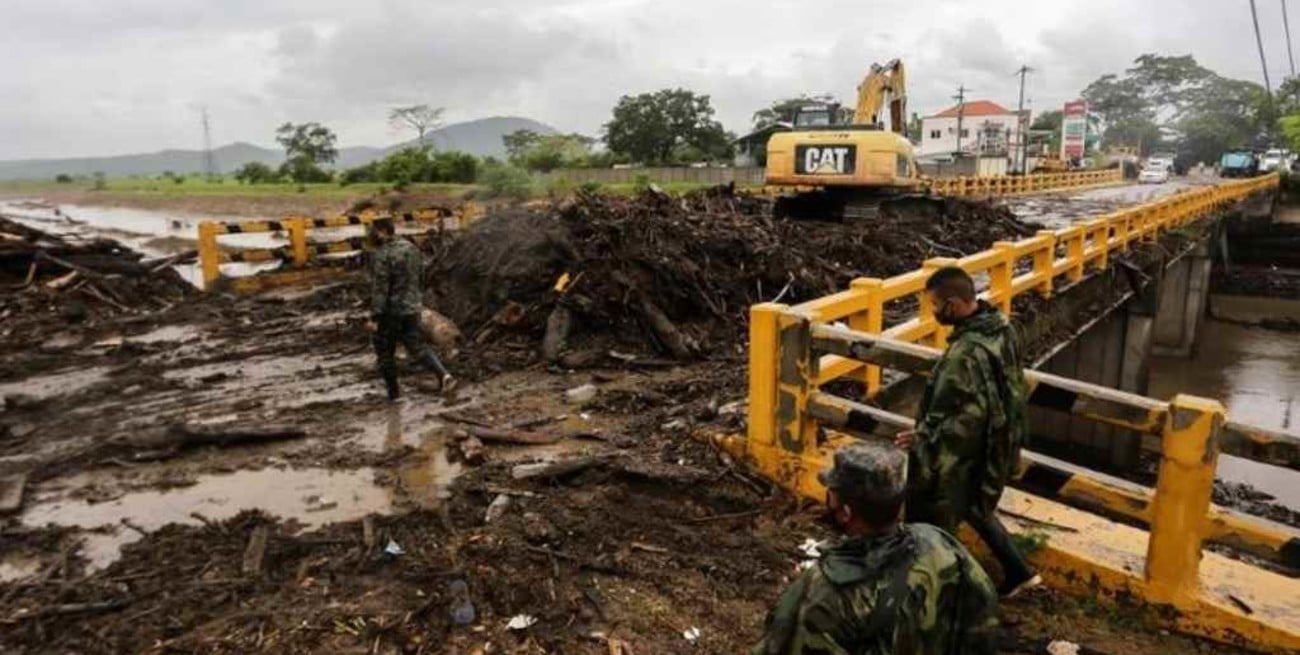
[1139,165,1170,184]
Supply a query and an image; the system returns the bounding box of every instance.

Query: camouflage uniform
[753,444,999,655]
[369,236,448,398]
[370,237,425,317]
[906,301,1032,589]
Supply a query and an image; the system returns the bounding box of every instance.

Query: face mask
[933,297,957,325]
[821,493,850,532]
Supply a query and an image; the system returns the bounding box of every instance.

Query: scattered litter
[565,384,598,404]
[1046,641,1080,655]
[484,494,512,523]
[682,626,701,643]
[384,539,405,556]
[797,538,824,570]
[505,614,537,630]
[448,579,476,625]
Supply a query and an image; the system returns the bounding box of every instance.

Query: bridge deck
[995,487,1300,650]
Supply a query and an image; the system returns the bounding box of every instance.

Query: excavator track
[772,189,945,223]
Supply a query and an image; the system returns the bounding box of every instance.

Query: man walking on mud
[895,266,1040,597]
[752,442,999,654]
[366,218,454,401]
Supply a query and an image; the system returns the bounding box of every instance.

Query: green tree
[233,161,279,184]
[503,129,543,160]
[503,131,595,172]
[1082,54,1269,160]
[388,104,444,146]
[604,88,731,164]
[275,122,338,184]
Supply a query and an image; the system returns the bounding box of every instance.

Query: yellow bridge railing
[195,206,483,293]
[928,168,1123,197]
[735,173,1298,652]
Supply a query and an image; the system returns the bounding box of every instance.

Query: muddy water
[1148,318,1300,510]
[20,467,393,571]
[0,201,282,286]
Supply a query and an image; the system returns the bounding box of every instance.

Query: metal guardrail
[195,206,484,292]
[796,173,1280,394]
[928,168,1123,197]
[738,174,1297,651]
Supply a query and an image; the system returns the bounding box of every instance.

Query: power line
[1250,0,1274,93]
[201,107,216,179]
[1014,66,1034,174]
[1284,0,1297,78]
[953,84,971,156]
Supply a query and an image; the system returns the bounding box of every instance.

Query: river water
[0,200,285,286]
[1148,318,1300,510]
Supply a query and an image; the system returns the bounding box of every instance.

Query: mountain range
[0,116,557,181]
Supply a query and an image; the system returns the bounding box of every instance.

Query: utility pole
[1251,0,1274,94]
[1014,66,1033,174]
[201,107,216,180]
[1285,0,1297,79]
[953,84,969,156]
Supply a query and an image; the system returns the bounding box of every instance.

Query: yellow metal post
[288,217,309,266]
[197,221,221,291]
[1145,394,1225,608]
[748,303,784,449]
[1033,230,1056,297]
[849,278,885,395]
[988,245,1015,313]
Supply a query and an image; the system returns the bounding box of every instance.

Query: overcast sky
[3,0,1296,159]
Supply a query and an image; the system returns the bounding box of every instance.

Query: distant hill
[0,116,557,181]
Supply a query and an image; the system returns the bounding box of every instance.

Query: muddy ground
[0,188,1283,654]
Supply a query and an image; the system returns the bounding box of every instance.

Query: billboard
[1061,100,1088,161]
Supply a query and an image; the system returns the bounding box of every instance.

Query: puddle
[0,201,285,287]
[0,366,112,401]
[20,467,391,571]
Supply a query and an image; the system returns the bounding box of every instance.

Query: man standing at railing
[895,266,1040,598]
[366,218,454,401]
[752,442,998,655]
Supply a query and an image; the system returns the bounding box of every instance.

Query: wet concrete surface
[1148,318,1300,510]
[1003,178,1208,229]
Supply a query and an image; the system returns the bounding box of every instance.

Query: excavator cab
[765,60,924,220]
[790,103,843,128]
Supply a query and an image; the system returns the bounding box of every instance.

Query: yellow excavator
[765,59,925,220]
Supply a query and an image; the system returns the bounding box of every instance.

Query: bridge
[726,173,1299,652]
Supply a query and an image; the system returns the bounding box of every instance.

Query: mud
[0,190,1274,655]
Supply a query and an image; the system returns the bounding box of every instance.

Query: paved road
[1003,177,1214,229]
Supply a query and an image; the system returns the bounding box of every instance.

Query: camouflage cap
[817,441,907,502]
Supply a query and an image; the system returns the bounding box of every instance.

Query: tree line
[230,90,744,188]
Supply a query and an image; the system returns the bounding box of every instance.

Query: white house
[918,100,1027,171]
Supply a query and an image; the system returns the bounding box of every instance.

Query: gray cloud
[0,0,1291,159]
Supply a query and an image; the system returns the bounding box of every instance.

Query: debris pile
[430,188,1037,363]
[0,217,194,343]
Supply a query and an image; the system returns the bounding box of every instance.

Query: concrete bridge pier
[1031,235,1218,471]
[1151,240,1213,358]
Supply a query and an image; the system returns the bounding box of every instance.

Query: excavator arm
[851,59,907,135]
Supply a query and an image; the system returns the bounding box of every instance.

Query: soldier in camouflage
[752,442,999,655]
[366,218,453,401]
[895,266,1040,597]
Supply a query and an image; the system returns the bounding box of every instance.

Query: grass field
[0,178,480,200]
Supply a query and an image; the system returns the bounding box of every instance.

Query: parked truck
[1219,151,1259,178]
